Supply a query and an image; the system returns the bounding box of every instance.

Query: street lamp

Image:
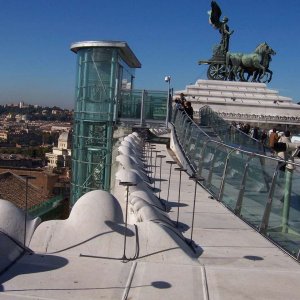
[20,175,36,248]
[174,167,187,227]
[188,174,204,246]
[118,170,139,262]
[164,76,171,128]
[157,154,166,200]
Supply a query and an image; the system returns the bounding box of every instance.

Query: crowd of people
[231,122,300,171]
[231,121,268,144]
[173,95,300,170]
[174,93,194,120]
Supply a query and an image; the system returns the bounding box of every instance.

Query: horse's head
[255,42,276,56]
[266,44,276,56]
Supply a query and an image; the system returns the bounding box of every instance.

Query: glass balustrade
[172,106,300,261]
[119,89,167,120]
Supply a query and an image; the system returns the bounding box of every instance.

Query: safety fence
[172,107,300,261]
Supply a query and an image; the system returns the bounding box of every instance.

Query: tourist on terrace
[269,128,279,149]
[184,101,194,120]
[277,130,292,172]
[179,93,186,106]
[252,126,259,140]
[261,129,268,145]
[174,98,183,110]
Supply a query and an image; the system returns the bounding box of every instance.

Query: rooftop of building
[0,130,299,299]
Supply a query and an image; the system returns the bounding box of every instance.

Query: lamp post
[157,154,166,200]
[152,150,161,190]
[20,175,36,248]
[119,180,137,262]
[149,145,156,176]
[164,76,171,128]
[166,160,177,208]
[189,174,204,246]
[175,167,187,227]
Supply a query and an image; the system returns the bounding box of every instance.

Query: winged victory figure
[208,1,234,53]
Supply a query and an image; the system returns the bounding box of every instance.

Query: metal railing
[199,105,270,154]
[172,107,300,261]
[118,89,168,124]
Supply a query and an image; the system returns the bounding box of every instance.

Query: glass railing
[199,106,272,155]
[173,107,300,261]
[29,194,64,219]
[119,89,168,121]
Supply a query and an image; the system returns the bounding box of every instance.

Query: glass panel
[119,89,167,120]
[221,150,246,210]
[173,103,300,259]
[210,145,228,196]
[267,165,300,257]
[199,106,270,155]
[240,156,270,227]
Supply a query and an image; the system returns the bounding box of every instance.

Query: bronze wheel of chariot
[207,63,227,80]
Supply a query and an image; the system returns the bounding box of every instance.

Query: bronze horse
[226,42,276,82]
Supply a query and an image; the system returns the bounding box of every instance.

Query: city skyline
[0,0,299,109]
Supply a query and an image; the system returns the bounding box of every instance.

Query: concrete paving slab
[205,267,300,300]
[0,254,131,300]
[128,261,205,300]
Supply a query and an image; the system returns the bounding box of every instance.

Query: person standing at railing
[184,101,194,120]
[261,129,268,145]
[174,98,184,110]
[276,131,297,173]
[179,93,186,104]
[269,128,279,149]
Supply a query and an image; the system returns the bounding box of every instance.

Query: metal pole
[189,175,204,245]
[149,145,156,177]
[122,185,129,261]
[24,177,28,248]
[153,150,161,189]
[157,155,166,199]
[120,181,137,261]
[20,175,36,248]
[190,176,198,244]
[166,161,177,207]
[282,167,293,233]
[165,76,171,128]
[140,90,145,126]
[175,167,186,227]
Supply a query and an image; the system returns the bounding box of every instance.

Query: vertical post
[149,145,156,176]
[282,167,293,233]
[164,76,171,128]
[123,185,129,261]
[140,90,146,126]
[189,175,204,245]
[23,178,28,248]
[166,161,177,207]
[152,150,161,189]
[120,181,137,261]
[20,175,36,248]
[157,155,166,200]
[175,167,186,227]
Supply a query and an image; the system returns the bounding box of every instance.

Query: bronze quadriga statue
[198,1,276,83]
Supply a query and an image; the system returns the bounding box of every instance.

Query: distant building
[51,125,72,132]
[45,131,71,169]
[15,114,27,122]
[0,131,8,141]
[52,109,62,115]
[5,113,15,121]
[0,154,43,168]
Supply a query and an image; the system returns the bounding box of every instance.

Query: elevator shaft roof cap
[70,40,141,68]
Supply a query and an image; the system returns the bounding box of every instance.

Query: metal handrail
[172,105,300,261]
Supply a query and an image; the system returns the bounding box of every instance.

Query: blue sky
[0,0,299,109]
